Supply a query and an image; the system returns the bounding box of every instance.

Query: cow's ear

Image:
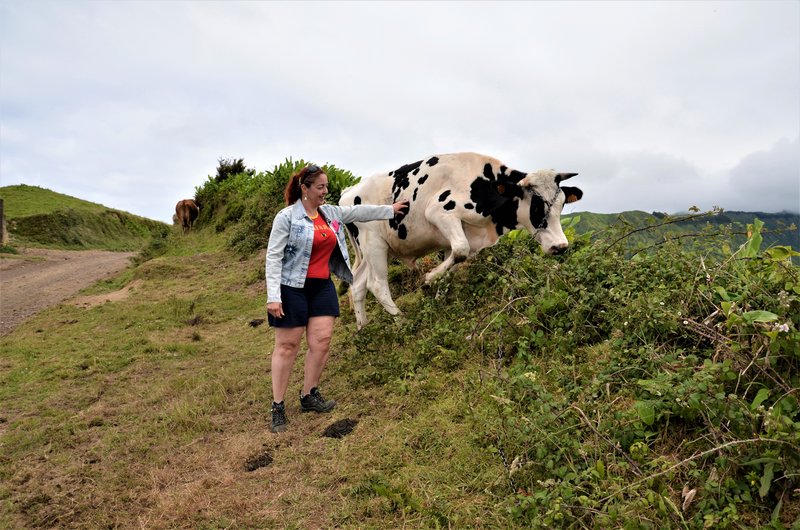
[495,181,522,198]
[561,186,583,204]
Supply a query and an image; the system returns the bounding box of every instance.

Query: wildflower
[775,323,790,333]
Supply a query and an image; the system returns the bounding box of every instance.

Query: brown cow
[175,199,199,233]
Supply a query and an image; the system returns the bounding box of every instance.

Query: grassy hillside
[1,168,798,528]
[0,184,169,251]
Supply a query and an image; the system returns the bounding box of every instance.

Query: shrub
[349,214,799,528]
[194,158,360,256]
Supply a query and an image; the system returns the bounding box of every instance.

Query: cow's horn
[555,172,578,183]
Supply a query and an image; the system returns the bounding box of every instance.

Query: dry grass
[0,239,498,529]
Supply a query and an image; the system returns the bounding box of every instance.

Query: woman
[265,164,408,433]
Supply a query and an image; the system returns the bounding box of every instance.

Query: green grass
[0,184,169,251]
[1,184,110,218]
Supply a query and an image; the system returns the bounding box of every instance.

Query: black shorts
[268,278,340,328]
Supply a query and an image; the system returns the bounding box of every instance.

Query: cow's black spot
[464,203,474,209]
[412,167,419,175]
[353,196,361,205]
[426,156,439,166]
[470,177,520,234]
[508,170,526,183]
[438,190,451,202]
[500,165,508,175]
[443,200,456,211]
[529,194,548,229]
[483,163,495,180]
[413,188,418,201]
[398,224,408,240]
[418,174,429,185]
[391,160,423,195]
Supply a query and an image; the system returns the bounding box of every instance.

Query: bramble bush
[193,157,361,255]
[348,213,799,528]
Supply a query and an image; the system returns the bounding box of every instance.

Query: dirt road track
[0,248,136,337]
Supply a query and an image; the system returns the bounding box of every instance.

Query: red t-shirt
[306,215,337,279]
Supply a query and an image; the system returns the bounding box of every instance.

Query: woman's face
[303,173,328,207]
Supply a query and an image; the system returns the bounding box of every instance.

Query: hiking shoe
[271,401,288,433]
[300,387,336,413]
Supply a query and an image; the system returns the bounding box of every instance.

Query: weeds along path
[0,247,135,336]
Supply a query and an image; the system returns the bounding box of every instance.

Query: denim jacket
[266,200,394,303]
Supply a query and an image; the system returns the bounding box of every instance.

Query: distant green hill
[0,184,169,251]
[567,210,799,252]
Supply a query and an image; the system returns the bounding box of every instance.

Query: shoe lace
[272,405,286,423]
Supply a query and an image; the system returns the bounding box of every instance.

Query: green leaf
[744,457,781,466]
[766,246,799,260]
[742,218,764,258]
[751,388,770,410]
[742,310,779,324]
[595,460,606,479]
[771,498,783,525]
[721,301,733,317]
[561,215,581,229]
[634,401,656,426]
[714,286,730,301]
[759,462,774,498]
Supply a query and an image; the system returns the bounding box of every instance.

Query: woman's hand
[267,302,284,319]
[392,200,410,219]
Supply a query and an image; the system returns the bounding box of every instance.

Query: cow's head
[503,170,582,254]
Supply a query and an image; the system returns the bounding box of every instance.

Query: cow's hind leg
[350,257,370,329]
[362,239,401,318]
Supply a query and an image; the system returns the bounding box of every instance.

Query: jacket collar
[291,200,329,222]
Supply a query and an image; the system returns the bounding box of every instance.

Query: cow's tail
[344,223,362,268]
[341,222,364,300]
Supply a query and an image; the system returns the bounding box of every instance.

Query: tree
[215,158,254,182]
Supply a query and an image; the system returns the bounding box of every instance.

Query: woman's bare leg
[271,326,305,403]
[303,316,335,395]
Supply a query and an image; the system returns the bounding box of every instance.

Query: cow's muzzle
[549,243,569,255]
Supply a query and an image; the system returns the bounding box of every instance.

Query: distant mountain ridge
[567,209,799,251]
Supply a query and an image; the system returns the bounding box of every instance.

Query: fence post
[0,198,7,246]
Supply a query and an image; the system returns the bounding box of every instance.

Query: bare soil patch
[0,247,136,336]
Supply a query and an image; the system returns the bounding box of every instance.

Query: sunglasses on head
[306,164,321,174]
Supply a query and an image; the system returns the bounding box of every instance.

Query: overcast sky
[1,1,798,223]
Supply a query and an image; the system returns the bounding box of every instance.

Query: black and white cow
[339,152,582,328]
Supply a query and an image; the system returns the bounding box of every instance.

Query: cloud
[721,137,800,212]
[1,1,798,222]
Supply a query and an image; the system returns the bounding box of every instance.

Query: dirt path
[0,248,136,336]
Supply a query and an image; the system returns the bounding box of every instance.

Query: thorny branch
[602,210,720,253]
[599,438,800,504]
[570,405,643,477]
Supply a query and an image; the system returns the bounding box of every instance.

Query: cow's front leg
[424,209,470,283]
